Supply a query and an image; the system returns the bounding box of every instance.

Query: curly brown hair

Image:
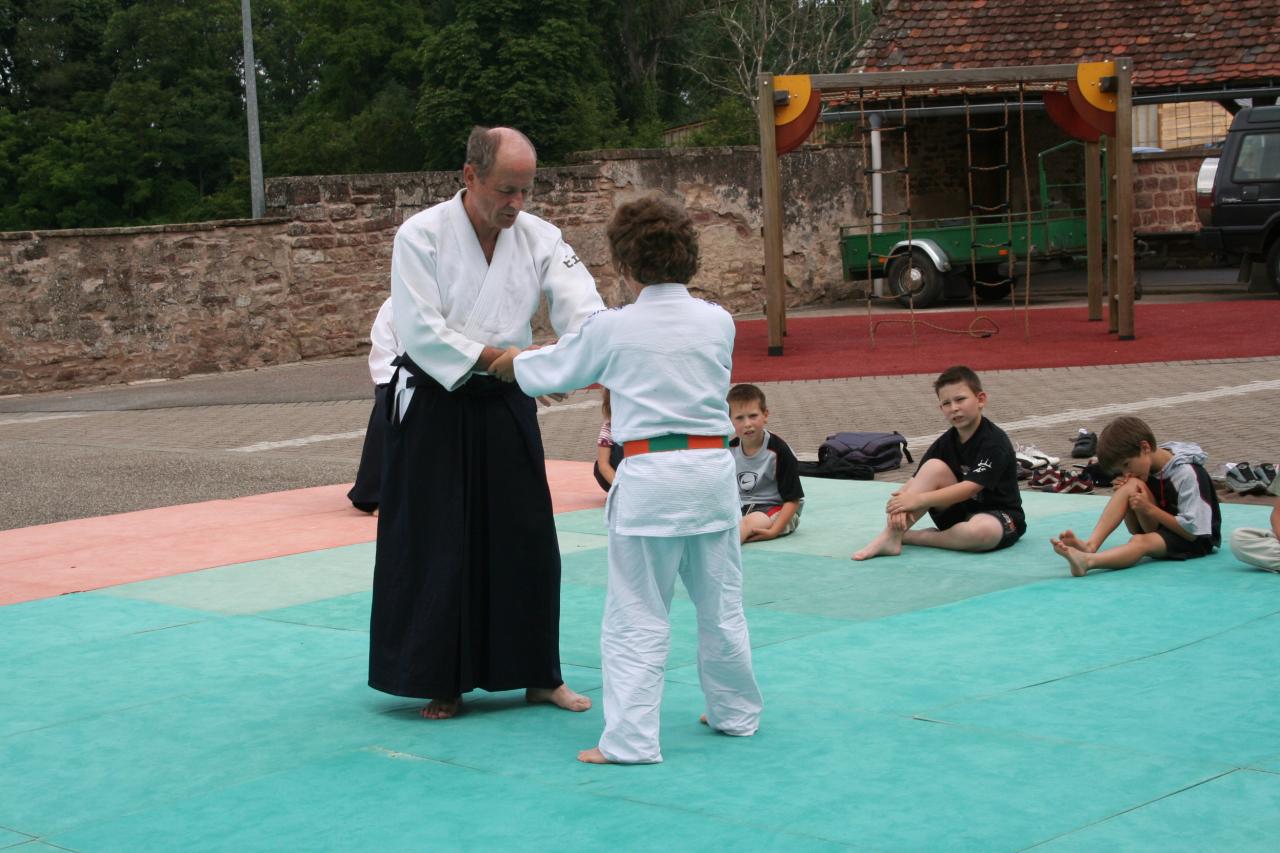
[606,196,699,285]
[1096,415,1157,471]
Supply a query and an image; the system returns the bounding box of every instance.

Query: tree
[681,0,876,106]
[593,0,708,144]
[257,0,428,176]
[416,0,620,169]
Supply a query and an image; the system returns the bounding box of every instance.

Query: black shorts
[1156,529,1216,561]
[929,504,1025,551]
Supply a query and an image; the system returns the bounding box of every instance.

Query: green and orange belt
[622,434,729,458]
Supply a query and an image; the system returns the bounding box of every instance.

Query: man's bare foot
[527,684,592,712]
[1057,529,1095,553]
[853,529,902,561]
[1051,539,1092,577]
[420,697,462,719]
[700,714,708,726]
[577,747,613,764]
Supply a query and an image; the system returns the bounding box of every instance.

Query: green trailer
[840,142,1099,306]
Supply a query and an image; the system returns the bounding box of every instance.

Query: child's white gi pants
[1230,528,1280,572]
[597,526,763,764]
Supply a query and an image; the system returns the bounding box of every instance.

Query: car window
[1233,132,1280,182]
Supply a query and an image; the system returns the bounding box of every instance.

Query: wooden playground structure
[755,60,1137,354]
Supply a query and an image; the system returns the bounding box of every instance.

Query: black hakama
[368,364,564,699]
[346,384,389,512]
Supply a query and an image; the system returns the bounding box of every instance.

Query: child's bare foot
[1057,529,1095,553]
[853,529,902,561]
[420,697,462,719]
[577,747,613,764]
[527,684,592,712]
[1051,539,1092,577]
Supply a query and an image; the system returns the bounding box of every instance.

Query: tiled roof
[855,0,1280,91]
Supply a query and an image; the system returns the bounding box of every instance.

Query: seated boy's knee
[967,513,1007,548]
[1132,531,1166,553]
[916,458,956,484]
[1119,476,1152,497]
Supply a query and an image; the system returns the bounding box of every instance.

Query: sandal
[1071,428,1097,459]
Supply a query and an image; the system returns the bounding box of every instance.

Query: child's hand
[487,346,520,382]
[888,510,913,531]
[886,492,920,516]
[1127,488,1154,520]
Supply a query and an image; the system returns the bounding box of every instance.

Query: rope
[869,314,1000,339]
[1018,83,1034,339]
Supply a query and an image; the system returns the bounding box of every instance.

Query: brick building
[845,0,1280,236]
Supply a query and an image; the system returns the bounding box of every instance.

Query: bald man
[369,126,605,720]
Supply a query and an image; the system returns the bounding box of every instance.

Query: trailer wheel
[969,263,1013,301]
[886,250,944,308]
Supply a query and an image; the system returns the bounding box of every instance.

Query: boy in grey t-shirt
[728,384,804,544]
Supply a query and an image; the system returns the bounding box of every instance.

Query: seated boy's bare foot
[577,747,613,764]
[1051,539,1092,577]
[420,697,462,719]
[1057,529,1094,553]
[527,684,592,712]
[853,530,901,561]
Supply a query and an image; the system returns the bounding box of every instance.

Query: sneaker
[1041,472,1094,494]
[1225,462,1266,495]
[1017,444,1060,468]
[1071,428,1097,459]
[1030,466,1065,488]
[1251,462,1276,490]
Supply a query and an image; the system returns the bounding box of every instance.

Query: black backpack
[818,431,913,472]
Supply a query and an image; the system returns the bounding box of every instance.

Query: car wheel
[885,250,944,308]
[1267,239,1280,295]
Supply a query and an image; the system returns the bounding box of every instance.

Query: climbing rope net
[831,81,1071,346]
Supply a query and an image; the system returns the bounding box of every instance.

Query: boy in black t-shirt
[728,384,805,544]
[853,365,1025,561]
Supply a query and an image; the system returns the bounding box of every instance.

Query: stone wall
[1,220,298,392]
[265,145,866,329]
[1132,152,1205,236]
[0,142,1205,395]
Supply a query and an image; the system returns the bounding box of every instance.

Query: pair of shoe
[1071,428,1098,459]
[1030,465,1094,494]
[1225,462,1277,495]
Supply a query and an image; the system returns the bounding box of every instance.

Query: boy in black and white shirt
[728,384,804,544]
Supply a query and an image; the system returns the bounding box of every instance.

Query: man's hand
[487,346,520,382]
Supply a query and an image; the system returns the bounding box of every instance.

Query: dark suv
[1197,105,1280,292]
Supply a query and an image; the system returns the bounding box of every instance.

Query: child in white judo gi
[514,195,763,764]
